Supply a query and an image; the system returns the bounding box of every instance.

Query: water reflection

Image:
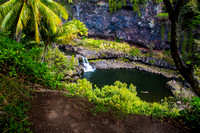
[81,69,172,102]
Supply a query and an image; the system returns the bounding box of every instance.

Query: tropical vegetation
[0,0,70,62]
[72,37,175,65]
[0,0,200,132]
[108,0,200,101]
[46,47,78,79]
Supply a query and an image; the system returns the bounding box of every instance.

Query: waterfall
[76,4,80,20]
[82,56,96,72]
[77,59,79,66]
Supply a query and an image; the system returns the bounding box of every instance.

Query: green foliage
[0,34,70,132]
[45,47,78,79]
[180,97,200,128]
[72,37,174,66]
[0,36,63,89]
[75,38,131,53]
[0,0,69,43]
[182,32,188,59]
[161,23,166,41]
[70,55,77,70]
[194,66,200,80]
[108,0,147,16]
[115,37,123,43]
[156,13,169,20]
[0,76,32,133]
[155,0,163,3]
[163,50,170,56]
[129,47,140,56]
[66,19,88,36]
[191,13,200,27]
[64,79,180,117]
[150,60,155,64]
[55,19,88,44]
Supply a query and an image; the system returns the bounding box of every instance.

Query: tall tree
[163,0,200,96]
[0,0,69,61]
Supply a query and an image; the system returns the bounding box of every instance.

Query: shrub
[55,19,88,44]
[180,97,200,128]
[0,36,63,89]
[45,47,78,79]
[64,79,180,117]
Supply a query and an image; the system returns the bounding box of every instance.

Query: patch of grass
[71,38,131,53]
[156,13,169,20]
[0,76,32,133]
[129,47,141,56]
[70,38,175,67]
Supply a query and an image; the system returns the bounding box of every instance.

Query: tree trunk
[16,31,22,42]
[163,0,200,96]
[170,19,200,96]
[42,43,47,62]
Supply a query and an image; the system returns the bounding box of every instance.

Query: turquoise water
[81,69,171,102]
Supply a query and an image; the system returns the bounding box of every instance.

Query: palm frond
[62,19,88,36]
[16,2,31,38]
[0,0,17,18]
[1,2,23,30]
[0,12,2,24]
[44,0,68,21]
[54,35,75,44]
[31,0,40,43]
[39,1,62,34]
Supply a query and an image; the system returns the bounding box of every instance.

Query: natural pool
[59,48,172,102]
[81,69,172,102]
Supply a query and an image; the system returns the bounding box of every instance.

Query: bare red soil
[28,92,189,133]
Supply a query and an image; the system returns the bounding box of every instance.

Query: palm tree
[0,0,69,61]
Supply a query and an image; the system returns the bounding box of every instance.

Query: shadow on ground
[29,92,188,133]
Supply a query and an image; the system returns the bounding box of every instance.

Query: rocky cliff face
[60,44,176,69]
[69,0,170,50]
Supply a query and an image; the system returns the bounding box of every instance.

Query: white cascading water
[76,4,80,20]
[82,56,96,72]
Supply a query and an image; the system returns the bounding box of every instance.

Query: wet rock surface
[166,80,198,99]
[60,45,176,69]
[68,0,170,50]
[91,59,177,79]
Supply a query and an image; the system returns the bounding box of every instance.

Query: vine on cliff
[108,0,147,16]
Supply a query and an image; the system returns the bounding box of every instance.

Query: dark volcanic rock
[59,45,176,69]
[166,80,198,99]
[68,0,170,50]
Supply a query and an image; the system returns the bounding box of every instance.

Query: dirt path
[28,92,188,133]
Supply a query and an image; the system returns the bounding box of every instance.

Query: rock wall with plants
[66,0,170,50]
